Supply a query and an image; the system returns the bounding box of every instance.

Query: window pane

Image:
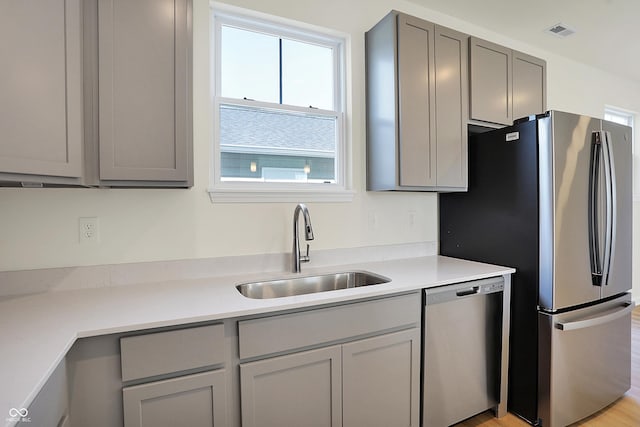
[220,26,279,103]
[605,109,633,127]
[604,113,626,126]
[219,104,336,182]
[281,39,334,110]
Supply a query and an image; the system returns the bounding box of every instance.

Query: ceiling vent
[545,23,576,38]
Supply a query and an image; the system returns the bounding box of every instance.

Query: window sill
[207,187,355,203]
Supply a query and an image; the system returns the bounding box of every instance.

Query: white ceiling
[407,0,640,84]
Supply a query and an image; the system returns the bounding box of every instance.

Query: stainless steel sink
[236,271,391,299]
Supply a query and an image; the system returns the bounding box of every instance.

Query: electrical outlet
[79,217,99,244]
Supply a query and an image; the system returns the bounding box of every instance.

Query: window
[210,6,351,202]
[605,107,634,128]
[605,106,638,200]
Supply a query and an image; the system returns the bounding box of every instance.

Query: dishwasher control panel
[485,281,504,293]
[425,277,504,305]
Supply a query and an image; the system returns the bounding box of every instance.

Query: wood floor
[455,306,640,427]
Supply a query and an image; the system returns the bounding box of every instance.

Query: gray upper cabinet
[91,0,193,186]
[0,0,83,185]
[513,50,547,120]
[434,25,469,190]
[469,37,512,126]
[397,14,436,188]
[0,0,193,187]
[470,36,546,126]
[366,11,468,192]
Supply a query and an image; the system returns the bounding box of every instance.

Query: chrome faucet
[292,203,314,273]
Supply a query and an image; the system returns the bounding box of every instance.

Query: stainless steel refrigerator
[440,110,633,426]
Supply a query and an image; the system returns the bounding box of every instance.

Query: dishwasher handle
[456,286,480,297]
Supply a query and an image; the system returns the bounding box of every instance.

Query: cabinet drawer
[238,292,420,360]
[121,324,225,381]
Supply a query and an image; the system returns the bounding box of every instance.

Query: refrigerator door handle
[555,302,634,331]
[602,131,617,287]
[588,132,603,286]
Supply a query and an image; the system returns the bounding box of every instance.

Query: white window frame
[605,106,638,201]
[209,3,352,203]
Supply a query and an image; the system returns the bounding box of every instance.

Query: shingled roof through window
[220,104,336,156]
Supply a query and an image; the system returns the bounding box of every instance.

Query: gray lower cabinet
[0,0,83,185]
[66,323,230,427]
[238,292,422,427]
[61,295,421,427]
[470,36,546,126]
[17,360,69,427]
[122,370,227,427]
[366,11,468,191]
[66,334,125,427]
[342,329,420,427]
[240,329,420,427]
[240,346,342,427]
[83,0,193,187]
[120,324,228,427]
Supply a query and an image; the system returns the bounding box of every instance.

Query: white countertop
[0,255,513,426]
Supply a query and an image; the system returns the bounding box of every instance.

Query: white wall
[0,0,638,299]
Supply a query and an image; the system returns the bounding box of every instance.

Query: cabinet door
[0,0,82,180]
[98,0,192,184]
[470,37,512,125]
[240,346,342,427]
[513,51,546,120]
[342,329,421,427]
[434,26,468,189]
[397,14,436,187]
[122,370,227,427]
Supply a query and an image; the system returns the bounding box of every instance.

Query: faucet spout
[293,203,314,273]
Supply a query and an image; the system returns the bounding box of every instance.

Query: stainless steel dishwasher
[423,277,504,427]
